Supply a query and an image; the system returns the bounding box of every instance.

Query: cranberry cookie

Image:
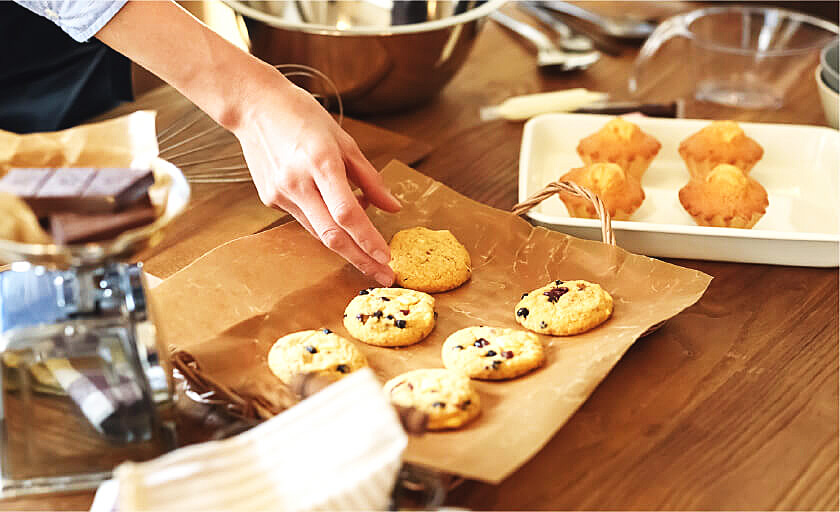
[343,288,436,347]
[442,326,544,380]
[267,329,367,384]
[515,280,613,336]
[384,369,480,430]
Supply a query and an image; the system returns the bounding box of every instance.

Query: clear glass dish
[630,6,839,109]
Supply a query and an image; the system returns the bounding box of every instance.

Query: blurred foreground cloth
[111,369,407,512]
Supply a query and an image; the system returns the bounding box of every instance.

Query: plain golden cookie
[383,368,481,430]
[343,288,436,347]
[388,227,471,293]
[515,280,613,336]
[267,329,367,384]
[442,326,544,380]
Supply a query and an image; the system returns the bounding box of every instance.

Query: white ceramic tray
[519,113,840,267]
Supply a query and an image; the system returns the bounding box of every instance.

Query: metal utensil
[540,1,657,39]
[518,1,593,52]
[490,11,600,71]
[541,8,626,56]
[156,64,345,185]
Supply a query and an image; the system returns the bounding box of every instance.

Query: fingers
[343,143,401,213]
[241,110,398,285]
[311,160,392,266]
[354,190,370,210]
[273,196,393,288]
[295,179,394,287]
[270,196,317,238]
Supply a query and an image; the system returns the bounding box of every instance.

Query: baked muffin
[576,117,662,182]
[678,120,764,180]
[559,162,645,221]
[678,164,769,229]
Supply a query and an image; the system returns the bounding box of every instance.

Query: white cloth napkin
[104,368,406,512]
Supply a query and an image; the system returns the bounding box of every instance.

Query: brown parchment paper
[0,111,159,173]
[150,160,711,484]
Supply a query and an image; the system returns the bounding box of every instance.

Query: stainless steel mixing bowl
[224,0,506,114]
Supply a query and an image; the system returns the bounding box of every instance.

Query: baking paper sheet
[151,160,711,483]
[0,111,158,173]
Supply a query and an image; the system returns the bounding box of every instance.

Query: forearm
[96,0,283,132]
[97,1,400,285]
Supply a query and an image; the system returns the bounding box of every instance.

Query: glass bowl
[630,6,838,109]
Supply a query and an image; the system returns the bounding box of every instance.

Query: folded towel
[113,368,407,511]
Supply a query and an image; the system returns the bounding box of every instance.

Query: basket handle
[171,349,429,435]
[513,184,668,337]
[512,180,615,246]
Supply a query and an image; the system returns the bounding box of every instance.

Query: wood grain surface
[3,1,837,510]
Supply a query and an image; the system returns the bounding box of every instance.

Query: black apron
[0,2,132,134]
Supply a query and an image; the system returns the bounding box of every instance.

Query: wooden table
[4,2,837,510]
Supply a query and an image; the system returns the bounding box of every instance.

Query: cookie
[442,326,544,380]
[515,280,613,336]
[267,329,368,384]
[388,227,471,293]
[343,288,436,347]
[383,369,480,430]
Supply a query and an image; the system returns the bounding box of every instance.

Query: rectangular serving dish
[519,113,839,267]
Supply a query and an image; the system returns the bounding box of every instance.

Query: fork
[490,11,600,71]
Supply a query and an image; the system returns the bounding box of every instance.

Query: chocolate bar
[32,168,97,214]
[0,167,154,216]
[49,201,157,244]
[84,168,156,208]
[0,168,53,196]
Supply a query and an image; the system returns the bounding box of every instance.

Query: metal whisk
[160,64,344,184]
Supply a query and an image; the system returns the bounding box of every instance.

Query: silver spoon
[540,1,657,39]
[518,1,594,52]
[490,11,600,71]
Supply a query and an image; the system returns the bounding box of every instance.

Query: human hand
[95,3,399,284]
[234,72,401,286]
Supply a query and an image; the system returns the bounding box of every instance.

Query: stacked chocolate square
[0,168,156,244]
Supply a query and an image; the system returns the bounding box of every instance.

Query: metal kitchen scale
[0,158,190,498]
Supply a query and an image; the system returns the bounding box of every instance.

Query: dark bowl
[820,38,839,93]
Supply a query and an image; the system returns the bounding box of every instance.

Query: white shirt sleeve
[14,1,129,43]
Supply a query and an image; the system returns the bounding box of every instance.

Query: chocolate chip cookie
[515,280,613,336]
[383,368,480,430]
[442,326,544,380]
[343,288,436,347]
[267,329,367,384]
[388,227,471,293]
